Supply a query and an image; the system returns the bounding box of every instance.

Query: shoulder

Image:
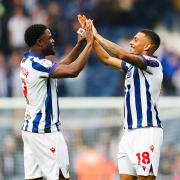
[27,57,54,74]
[29,57,53,69]
[121,61,132,73]
[37,59,53,69]
[141,55,162,76]
[141,55,161,68]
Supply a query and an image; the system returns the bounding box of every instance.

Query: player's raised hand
[77,14,98,38]
[77,14,87,28]
[91,21,98,38]
[83,20,94,44]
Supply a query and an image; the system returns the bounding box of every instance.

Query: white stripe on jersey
[20,52,60,133]
[122,55,163,129]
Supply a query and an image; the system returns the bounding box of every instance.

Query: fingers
[77,14,92,28]
[77,15,94,43]
[83,18,97,37]
[77,14,87,28]
[85,19,93,33]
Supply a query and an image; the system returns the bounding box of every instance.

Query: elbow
[69,69,80,78]
[70,73,79,78]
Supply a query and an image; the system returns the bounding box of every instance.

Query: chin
[130,50,135,54]
[46,51,55,56]
[130,48,134,53]
[51,51,55,55]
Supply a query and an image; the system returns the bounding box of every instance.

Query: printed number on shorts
[136,152,150,165]
[22,79,29,104]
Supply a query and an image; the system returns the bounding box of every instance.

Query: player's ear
[36,38,44,48]
[144,44,151,52]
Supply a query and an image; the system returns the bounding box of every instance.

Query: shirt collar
[23,52,44,59]
[149,55,157,58]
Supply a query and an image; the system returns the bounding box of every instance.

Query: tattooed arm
[95,33,145,70]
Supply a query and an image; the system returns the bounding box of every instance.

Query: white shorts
[117,127,163,177]
[22,131,70,180]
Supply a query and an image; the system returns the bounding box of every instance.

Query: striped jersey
[121,55,163,129]
[20,52,60,133]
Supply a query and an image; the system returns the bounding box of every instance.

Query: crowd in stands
[0,0,180,97]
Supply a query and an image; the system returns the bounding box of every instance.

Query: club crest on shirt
[50,147,56,154]
[150,145,155,152]
[142,166,146,171]
[126,66,133,79]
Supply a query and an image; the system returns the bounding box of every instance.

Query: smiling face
[129,32,152,55]
[38,29,55,56]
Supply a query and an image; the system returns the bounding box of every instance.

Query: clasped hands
[77,14,98,44]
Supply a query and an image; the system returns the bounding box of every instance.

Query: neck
[142,51,153,56]
[29,47,44,57]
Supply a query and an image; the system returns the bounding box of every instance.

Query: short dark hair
[24,24,47,47]
[140,29,160,51]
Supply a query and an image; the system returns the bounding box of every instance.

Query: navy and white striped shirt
[20,52,60,133]
[122,55,163,129]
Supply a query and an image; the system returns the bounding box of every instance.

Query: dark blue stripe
[121,61,128,73]
[31,60,49,73]
[133,68,143,128]
[32,111,42,133]
[147,60,159,67]
[25,120,29,131]
[154,105,162,128]
[126,85,133,129]
[21,120,26,130]
[22,57,28,63]
[144,76,153,126]
[123,101,125,121]
[56,86,60,131]
[44,79,52,133]
[56,124,60,131]
[24,52,44,59]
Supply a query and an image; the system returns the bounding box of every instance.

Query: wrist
[77,39,83,45]
[87,41,93,47]
[77,39,86,46]
[95,33,100,39]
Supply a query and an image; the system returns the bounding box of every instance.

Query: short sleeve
[140,55,160,74]
[49,63,58,77]
[31,58,57,78]
[121,61,131,73]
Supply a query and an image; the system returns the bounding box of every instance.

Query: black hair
[140,29,160,51]
[24,24,47,47]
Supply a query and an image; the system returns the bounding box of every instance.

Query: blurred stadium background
[0,0,180,179]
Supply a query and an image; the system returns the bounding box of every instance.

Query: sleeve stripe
[147,60,159,67]
[49,63,58,76]
[31,61,49,73]
[139,55,159,68]
[121,61,128,73]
